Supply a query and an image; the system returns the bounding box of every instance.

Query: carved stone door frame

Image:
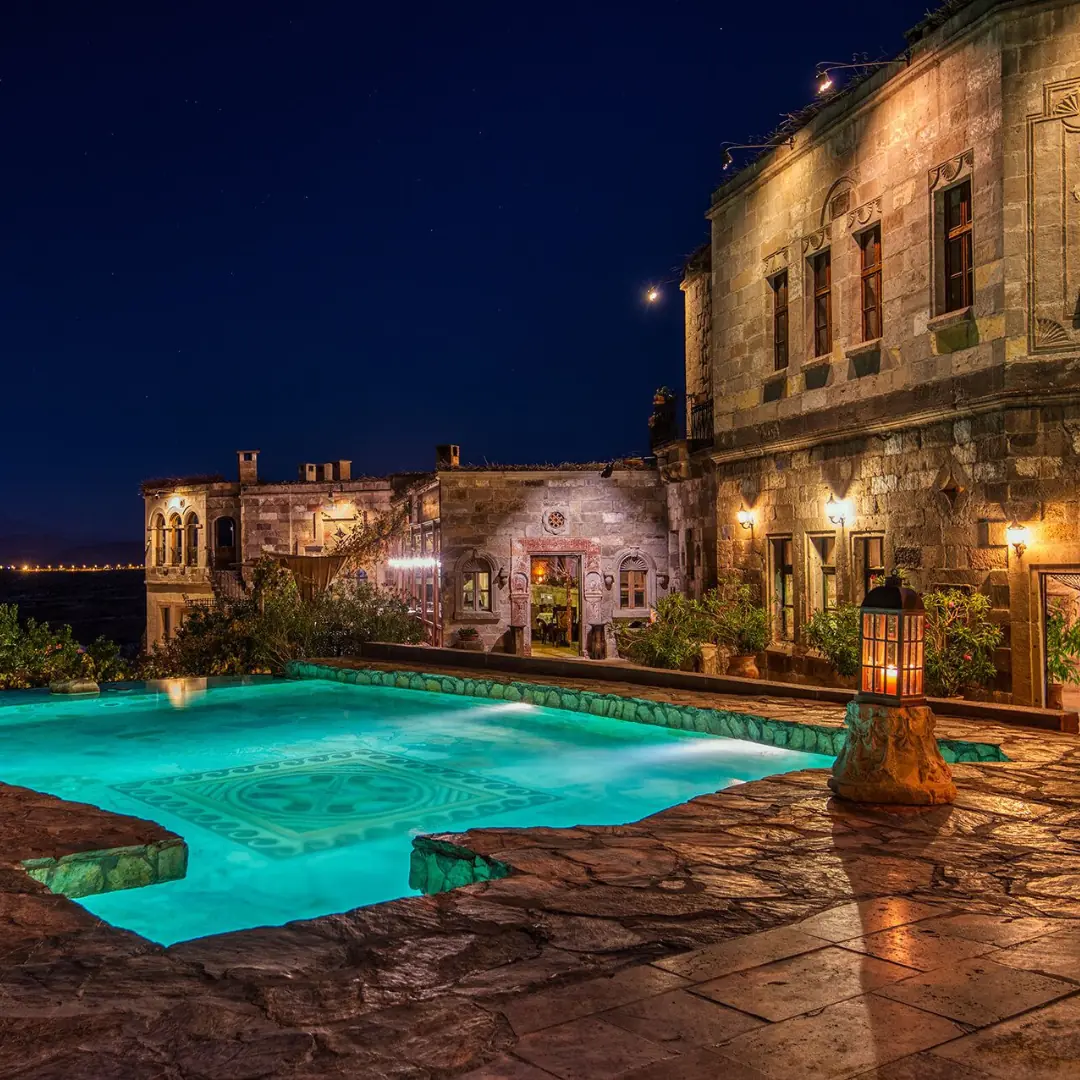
[509,537,603,657]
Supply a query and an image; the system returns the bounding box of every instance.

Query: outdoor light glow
[817,75,834,94]
[737,507,754,530]
[388,556,441,569]
[1006,521,1030,557]
[826,495,853,526]
[646,287,660,303]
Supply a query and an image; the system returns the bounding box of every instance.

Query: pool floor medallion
[112,747,562,859]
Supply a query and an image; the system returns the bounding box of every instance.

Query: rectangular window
[770,537,795,642]
[808,535,837,614]
[812,251,832,357]
[462,569,491,612]
[162,606,172,641]
[859,225,882,341]
[685,528,696,581]
[943,180,973,312]
[855,535,886,599]
[619,570,647,609]
[772,271,789,370]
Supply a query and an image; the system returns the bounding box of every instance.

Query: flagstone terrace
[1,666,1078,1078]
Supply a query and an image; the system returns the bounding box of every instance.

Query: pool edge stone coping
[285,661,1008,765]
[22,836,188,899]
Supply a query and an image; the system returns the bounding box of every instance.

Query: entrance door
[530,555,582,657]
[1042,571,1080,709]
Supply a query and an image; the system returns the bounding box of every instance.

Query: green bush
[0,604,131,689]
[1045,600,1080,686]
[143,556,423,677]
[804,604,861,677]
[615,578,769,669]
[923,589,1002,698]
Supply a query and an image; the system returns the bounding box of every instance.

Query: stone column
[829,701,956,805]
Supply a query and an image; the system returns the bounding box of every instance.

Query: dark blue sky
[1,0,931,546]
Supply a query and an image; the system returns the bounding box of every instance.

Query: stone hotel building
[665,0,1080,705]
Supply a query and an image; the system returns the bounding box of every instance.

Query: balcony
[689,395,714,448]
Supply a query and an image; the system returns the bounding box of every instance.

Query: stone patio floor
[1,666,1080,1078]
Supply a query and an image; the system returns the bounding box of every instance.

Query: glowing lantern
[858,575,925,706]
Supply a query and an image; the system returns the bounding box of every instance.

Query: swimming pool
[0,679,833,944]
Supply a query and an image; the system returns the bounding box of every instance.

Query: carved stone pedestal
[829,701,956,805]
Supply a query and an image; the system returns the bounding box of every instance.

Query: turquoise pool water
[0,679,833,944]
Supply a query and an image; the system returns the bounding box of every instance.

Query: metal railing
[689,395,714,445]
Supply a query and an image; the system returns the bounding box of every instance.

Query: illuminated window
[151,513,166,566]
[808,535,837,613]
[618,555,648,610]
[168,513,183,566]
[772,271,789,370]
[859,225,882,341]
[943,180,973,312]
[461,558,492,613]
[812,251,832,356]
[855,535,885,598]
[770,537,795,641]
[184,513,200,567]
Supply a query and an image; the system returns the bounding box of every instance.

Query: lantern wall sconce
[1006,521,1029,559]
[603,573,615,589]
[826,494,852,527]
[495,567,508,589]
[657,573,670,589]
[737,507,755,534]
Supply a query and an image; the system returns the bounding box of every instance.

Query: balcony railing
[689,395,714,446]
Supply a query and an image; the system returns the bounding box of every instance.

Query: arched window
[184,512,200,566]
[461,557,492,614]
[151,513,166,567]
[168,513,183,566]
[619,554,648,610]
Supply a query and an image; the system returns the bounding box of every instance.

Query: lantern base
[829,701,956,806]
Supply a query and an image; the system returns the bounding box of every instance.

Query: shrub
[702,577,770,656]
[922,589,1002,698]
[804,604,861,677]
[143,556,423,677]
[0,604,131,688]
[1045,599,1080,686]
[615,593,707,670]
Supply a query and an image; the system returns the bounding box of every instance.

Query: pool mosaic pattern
[114,748,560,859]
[0,679,833,943]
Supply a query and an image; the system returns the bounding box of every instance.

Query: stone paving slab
[0,666,1079,1077]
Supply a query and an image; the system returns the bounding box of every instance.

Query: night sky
[1,0,932,550]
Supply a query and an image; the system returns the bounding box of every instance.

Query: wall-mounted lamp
[1006,521,1029,559]
[826,495,853,527]
[603,573,615,590]
[814,58,900,97]
[657,573,670,590]
[737,507,755,532]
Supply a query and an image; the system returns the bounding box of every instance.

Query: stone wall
[437,468,670,655]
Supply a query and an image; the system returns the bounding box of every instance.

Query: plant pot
[698,643,720,676]
[727,654,760,679]
[1047,682,1064,710]
[456,638,484,652]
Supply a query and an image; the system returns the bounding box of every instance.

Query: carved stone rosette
[829,702,956,806]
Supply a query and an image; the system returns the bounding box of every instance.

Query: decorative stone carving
[762,246,789,277]
[1028,79,1080,353]
[829,702,956,805]
[927,148,973,191]
[542,508,568,535]
[801,224,830,255]
[846,195,882,232]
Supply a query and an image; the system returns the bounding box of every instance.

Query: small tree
[922,589,1002,698]
[1045,599,1080,687]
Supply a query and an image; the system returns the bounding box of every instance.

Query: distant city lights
[2,564,144,573]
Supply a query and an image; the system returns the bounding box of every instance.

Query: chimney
[323,461,336,483]
[337,459,352,481]
[237,450,260,484]
[299,463,318,482]
[435,444,461,470]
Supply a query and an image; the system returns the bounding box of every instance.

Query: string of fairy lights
[2,565,144,573]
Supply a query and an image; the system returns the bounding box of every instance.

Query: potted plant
[455,626,484,652]
[1044,600,1080,709]
[703,578,770,679]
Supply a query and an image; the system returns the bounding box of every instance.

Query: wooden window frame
[943,179,973,313]
[812,251,832,357]
[808,534,837,614]
[618,555,649,611]
[770,536,795,642]
[859,225,882,341]
[772,271,789,370]
[855,535,886,600]
[461,564,492,614]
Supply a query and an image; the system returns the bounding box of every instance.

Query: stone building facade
[663,0,1080,705]
[392,458,671,657]
[142,452,397,646]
